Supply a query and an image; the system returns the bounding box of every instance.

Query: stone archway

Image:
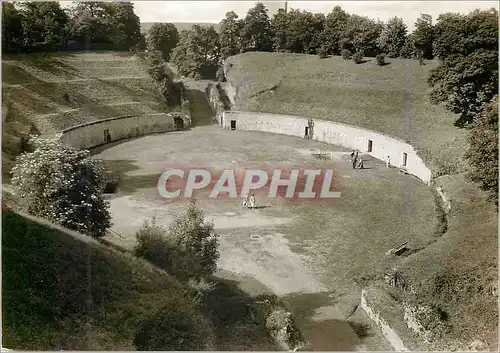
[174,117,184,130]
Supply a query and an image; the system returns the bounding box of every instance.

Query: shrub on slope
[1,210,210,350]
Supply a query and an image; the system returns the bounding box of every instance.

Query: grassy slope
[2,207,280,351]
[1,209,204,350]
[225,52,498,348]
[1,51,168,180]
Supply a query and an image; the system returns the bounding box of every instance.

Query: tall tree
[322,6,350,55]
[146,23,179,60]
[399,33,417,59]
[285,9,325,54]
[240,2,273,52]
[270,8,288,52]
[20,1,69,48]
[377,16,407,57]
[413,14,434,59]
[106,2,143,50]
[219,11,243,59]
[340,14,383,56]
[428,49,498,126]
[171,25,220,79]
[466,96,498,204]
[2,2,25,52]
[68,1,113,46]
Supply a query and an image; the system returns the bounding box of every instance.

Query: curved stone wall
[221,111,433,184]
[59,113,179,150]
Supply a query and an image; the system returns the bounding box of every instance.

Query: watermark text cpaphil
[156,164,342,203]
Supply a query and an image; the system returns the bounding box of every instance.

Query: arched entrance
[174,117,184,130]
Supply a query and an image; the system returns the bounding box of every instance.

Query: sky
[129,1,498,31]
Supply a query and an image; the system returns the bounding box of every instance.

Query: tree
[147,23,179,60]
[466,96,498,204]
[11,135,112,238]
[400,33,417,59]
[171,25,220,79]
[377,16,407,57]
[68,1,113,47]
[165,201,220,282]
[322,6,350,55]
[413,14,434,59]
[19,1,69,48]
[340,14,383,56]
[135,202,220,282]
[428,49,498,126]
[106,2,143,50]
[2,2,25,53]
[285,9,325,54]
[271,8,288,52]
[432,9,498,59]
[240,2,273,52]
[219,11,243,59]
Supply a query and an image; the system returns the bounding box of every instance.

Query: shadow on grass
[90,159,166,193]
[185,89,217,127]
[244,205,271,210]
[348,321,371,338]
[200,278,279,351]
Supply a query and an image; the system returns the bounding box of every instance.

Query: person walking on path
[386,156,391,168]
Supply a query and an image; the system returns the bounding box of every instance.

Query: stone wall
[59,113,178,150]
[221,111,433,184]
[360,290,410,352]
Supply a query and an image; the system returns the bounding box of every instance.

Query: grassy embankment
[2,208,280,350]
[224,52,497,349]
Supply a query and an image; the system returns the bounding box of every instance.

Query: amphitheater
[2,52,497,351]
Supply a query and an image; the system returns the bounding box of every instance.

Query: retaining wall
[221,111,433,184]
[360,290,410,352]
[59,113,178,150]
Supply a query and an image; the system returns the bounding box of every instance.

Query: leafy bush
[135,217,171,270]
[135,201,220,282]
[145,51,172,83]
[376,53,386,66]
[133,298,209,350]
[341,49,352,60]
[352,51,364,64]
[11,135,111,238]
[317,46,328,59]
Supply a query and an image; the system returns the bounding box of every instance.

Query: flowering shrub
[11,135,112,238]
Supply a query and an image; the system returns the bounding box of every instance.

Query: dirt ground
[93,125,439,351]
